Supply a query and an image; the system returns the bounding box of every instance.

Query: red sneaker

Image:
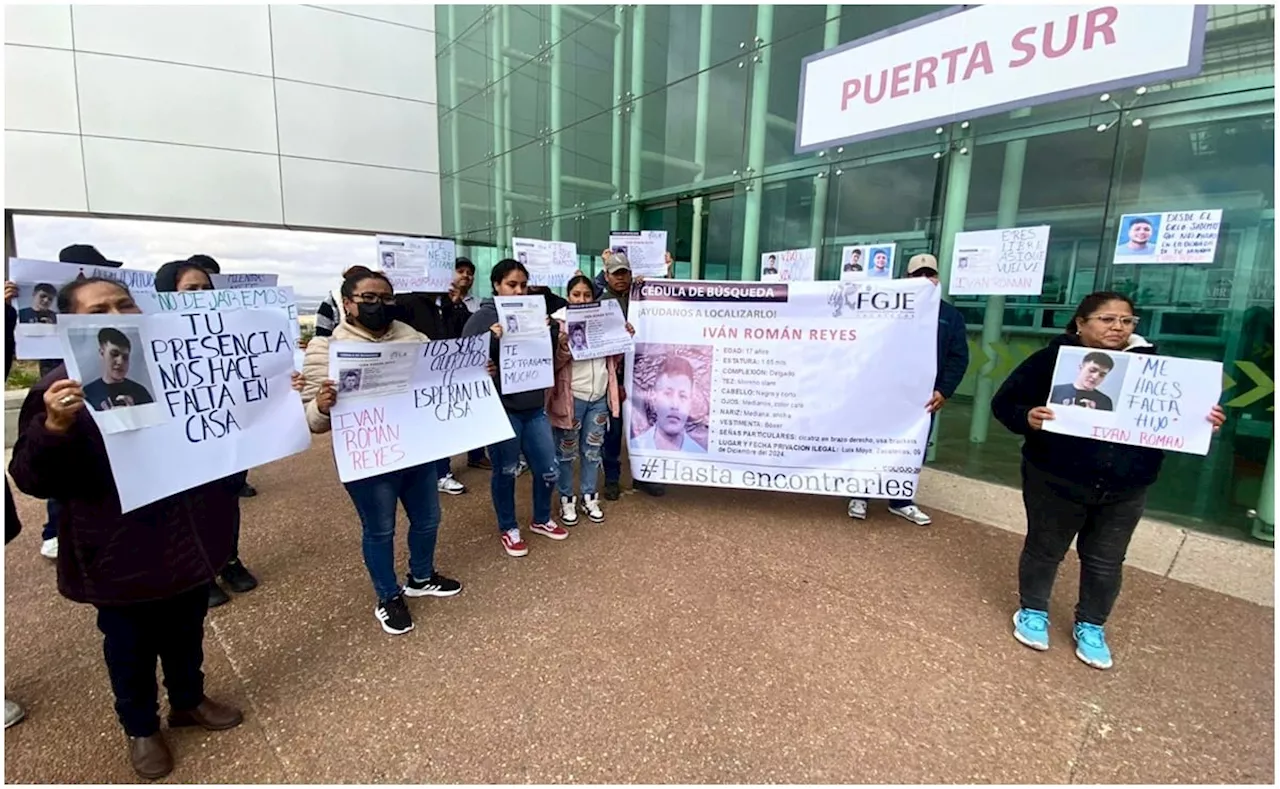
[500,529,529,557]
[530,520,569,540]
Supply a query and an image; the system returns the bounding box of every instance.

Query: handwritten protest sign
[513,237,579,288]
[761,248,817,283]
[1042,347,1222,456]
[9,258,156,359]
[1113,210,1222,264]
[840,243,897,281]
[56,310,310,512]
[495,295,553,395]
[376,235,455,292]
[210,273,279,289]
[326,336,514,482]
[566,299,632,361]
[949,225,1051,296]
[140,286,303,369]
[609,230,668,277]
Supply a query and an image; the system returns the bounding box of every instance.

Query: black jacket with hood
[462,296,560,412]
[992,332,1164,492]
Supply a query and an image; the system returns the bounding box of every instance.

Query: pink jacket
[546,316,622,430]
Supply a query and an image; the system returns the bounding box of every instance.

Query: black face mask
[354,302,395,332]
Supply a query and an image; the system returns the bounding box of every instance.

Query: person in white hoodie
[300,269,462,636]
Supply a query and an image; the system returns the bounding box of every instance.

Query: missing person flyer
[1042,346,1222,455]
[624,279,939,499]
[566,299,632,361]
[328,341,418,399]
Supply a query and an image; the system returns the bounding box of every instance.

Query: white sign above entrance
[795,5,1207,153]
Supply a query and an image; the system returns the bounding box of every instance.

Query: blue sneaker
[1073,622,1114,670]
[1012,608,1050,651]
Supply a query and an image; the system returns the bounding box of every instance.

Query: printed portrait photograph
[381,251,396,268]
[868,246,893,277]
[567,321,588,352]
[1115,214,1162,257]
[517,251,529,265]
[1048,347,1130,413]
[842,247,866,274]
[629,343,712,453]
[505,314,520,334]
[17,282,59,325]
[338,368,363,394]
[67,326,158,412]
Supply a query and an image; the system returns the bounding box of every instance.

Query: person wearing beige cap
[848,252,969,526]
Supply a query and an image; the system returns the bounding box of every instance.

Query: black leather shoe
[208,582,230,608]
[238,483,258,498]
[168,697,243,731]
[129,733,173,780]
[603,481,621,501]
[220,560,258,594]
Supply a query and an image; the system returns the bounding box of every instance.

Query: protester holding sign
[301,269,463,636]
[4,286,26,731]
[7,277,249,779]
[463,259,568,557]
[992,291,1226,671]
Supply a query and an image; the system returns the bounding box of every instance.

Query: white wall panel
[76,53,278,154]
[71,5,273,75]
[83,137,283,224]
[275,81,438,172]
[5,131,87,211]
[281,157,440,235]
[270,4,436,103]
[4,5,72,49]
[4,46,80,134]
[312,5,435,31]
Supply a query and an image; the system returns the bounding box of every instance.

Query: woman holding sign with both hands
[301,268,463,637]
[992,291,1226,670]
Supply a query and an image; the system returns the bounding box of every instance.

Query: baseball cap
[188,254,220,274]
[907,253,939,276]
[59,244,122,268]
[605,251,632,274]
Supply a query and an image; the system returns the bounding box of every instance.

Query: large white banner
[949,225,1051,296]
[761,248,816,283]
[1112,210,1223,265]
[513,237,579,287]
[327,336,515,482]
[1042,347,1222,456]
[376,235,455,293]
[57,310,311,512]
[609,231,668,278]
[625,279,939,499]
[796,5,1206,152]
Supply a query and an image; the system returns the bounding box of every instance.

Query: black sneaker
[238,483,257,498]
[220,559,259,594]
[603,481,621,501]
[404,572,462,598]
[375,594,414,635]
[208,582,231,609]
[637,481,666,498]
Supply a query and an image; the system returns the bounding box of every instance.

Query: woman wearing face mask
[300,268,461,637]
[7,278,259,779]
[154,259,259,608]
[992,291,1226,670]
[547,275,634,525]
[462,259,567,557]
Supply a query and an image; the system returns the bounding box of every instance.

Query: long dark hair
[340,268,392,300]
[56,277,131,313]
[490,258,529,292]
[565,274,594,298]
[1067,291,1134,335]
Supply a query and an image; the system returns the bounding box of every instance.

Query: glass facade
[436,5,1276,542]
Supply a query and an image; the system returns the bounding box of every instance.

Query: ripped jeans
[488,407,558,532]
[553,397,609,498]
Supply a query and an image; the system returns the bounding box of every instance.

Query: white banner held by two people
[326,336,515,483]
[624,279,939,499]
[56,309,311,513]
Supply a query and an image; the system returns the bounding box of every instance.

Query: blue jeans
[603,411,623,485]
[342,463,441,602]
[554,397,609,498]
[42,499,60,541]
[435,456,452,480]
[488,408,558,531]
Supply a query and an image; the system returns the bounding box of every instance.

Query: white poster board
[1042,347,1222,456]
[624,279,938,498]
[1112,210,1223,265]
[375,235,455,292]
[56,310,311,512]
[760,248,817,283]
[566,300,632,361]
[609,231,668,278]
[210,273,279,289]
[839,244,898,281]
[949,225,1051,296]
[494,295,553,395]
[140,286,303,369]
[326,336,515,482]
[513,237,579,287]
[9,258,157,360]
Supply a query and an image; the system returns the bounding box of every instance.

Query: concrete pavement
[3,438,1274,783]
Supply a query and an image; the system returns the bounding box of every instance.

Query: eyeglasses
[351,293,396,305]
[1088,314,1140,328]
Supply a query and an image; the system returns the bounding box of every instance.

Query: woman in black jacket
[992,291,1225,670]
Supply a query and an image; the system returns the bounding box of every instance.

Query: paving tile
[1170,530,1275,608]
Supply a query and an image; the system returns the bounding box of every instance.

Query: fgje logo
[828,282,918,319]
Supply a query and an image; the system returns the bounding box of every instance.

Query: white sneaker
[4,699,23,729]
[437,473,466,496]
[39,538,57,560]
[847,499,868,520]
[583,494,604,523]
[889,504,932,526]
[560,496,579,526]
[515,459,529,477]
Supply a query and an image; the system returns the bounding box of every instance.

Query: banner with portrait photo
[1112,210,1223,265]
[609,231,668,278]
[1042,347,1222,456]
[760,248,817,283]
[624,279,939,499]
[8,258,157,359]
[56,310,311,512]
[839,244,898,281]
[375,235,456,292]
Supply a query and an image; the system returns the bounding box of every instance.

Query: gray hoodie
[462,297,560,412]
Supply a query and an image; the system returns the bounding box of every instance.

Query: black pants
[95,585,210,737]
[1018,462,1147,627]
[227,470,249,564]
